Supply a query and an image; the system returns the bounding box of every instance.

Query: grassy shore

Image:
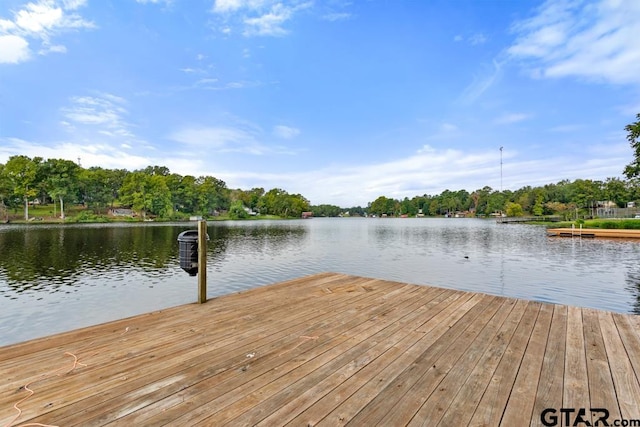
[545,218,640,229]
[1,205,287,224]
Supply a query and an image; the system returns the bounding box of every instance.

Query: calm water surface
[1,218,639,345]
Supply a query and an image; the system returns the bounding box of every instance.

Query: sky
[1,0,639,207]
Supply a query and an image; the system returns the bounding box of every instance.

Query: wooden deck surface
[2,272,640,426]
[548,227,640,239]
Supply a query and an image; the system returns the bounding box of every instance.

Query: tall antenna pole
[500,146,503,192]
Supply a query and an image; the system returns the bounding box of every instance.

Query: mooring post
[198,220,207,303]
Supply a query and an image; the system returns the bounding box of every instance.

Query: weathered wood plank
[563,306,590,413]
[467,301,541,427]
[598,311,640,419]
[403,298,516,426]
[583,308,622,421]
[499,303,554,425]
[529,304,567,427]
[298,290,469,426]
[343,294,494,425]
[435,299,526,427]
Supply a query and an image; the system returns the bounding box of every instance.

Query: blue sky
[1,0,639,207]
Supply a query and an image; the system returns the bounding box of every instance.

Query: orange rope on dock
[4,351,87,427]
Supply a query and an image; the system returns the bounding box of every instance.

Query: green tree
[257,188,309,217]
[398,198,415,216]
[79,167,123,213]
[346,206,367,216]
[532,192,544,216]
[472,186,493,215]
[505,202,524,217]
[147,175,173,218]
[0,163,10,221]
[231,187,264,212]
[119,171,150,219]
[286,193,310,217]
[4,155,40,220]
[603,177,629,207]
[544,201,574,220]
[623,113,640,179]
[311,204,342,217]
[196,176,230,215]
[428,198,441,216]
[569,179,602,215]
[369,196,396,216]
[229,200,249,219]
[43,158,80,220]
[166,174,198,213]
[486,190,506,214]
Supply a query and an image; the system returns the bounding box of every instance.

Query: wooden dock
[2,273,640,426]
[548,227,640,239]
[497,216,561,224]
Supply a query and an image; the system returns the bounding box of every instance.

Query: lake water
[1,218,639,346]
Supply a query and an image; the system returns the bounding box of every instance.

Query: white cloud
[196,78,219,85]
[168,120,301,156]
[170,126,254,149]
[169,126,275,155]
[0,138,153,172]
[458,60,503,104]
[453,33,487,46]
[212,143,628,207]
[212,0,251,13]
[61,0,87,9]
[508,0,640,85]
[0,0,94,64]
[494,113,532,124]
[243,4,294,36]
[210,0,313,37]
[61,93,137,140]
[421,122,461,141]
[469,33,487,46]
[14,2,63,33]
[180,67,206,74]
[39,43,67,55]
[322,12,351,22]
[273,125,300,139]
[0,34,30,63]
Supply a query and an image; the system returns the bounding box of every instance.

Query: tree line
[1,154,638,221]
[2,113,639,221]
[0,157,311,220]
[364,178,638,219]
[363,113,640,219]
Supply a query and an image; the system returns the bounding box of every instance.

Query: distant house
[109,208,134,217]
[244,207,258,216]
[301,212,313,219]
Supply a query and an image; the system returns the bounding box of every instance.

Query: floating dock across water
[2,273,640,426]
[547,227,640,239]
